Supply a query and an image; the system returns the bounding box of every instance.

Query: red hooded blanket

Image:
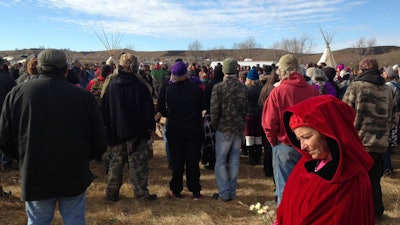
[276,95,375,225]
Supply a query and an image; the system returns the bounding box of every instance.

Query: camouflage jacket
[342,70,397,153]
[210,75,248,134]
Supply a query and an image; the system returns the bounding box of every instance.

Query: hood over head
[213,65,224,81]
[321,66,336,81]
[283,95,373,183]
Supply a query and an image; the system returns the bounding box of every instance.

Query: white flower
[249,204,255,211]
[248,202,276,225]
[255,202,261,210]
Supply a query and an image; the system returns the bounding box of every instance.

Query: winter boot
[254,144,263,165]
[241,145,248,156]
[248,145,257,165]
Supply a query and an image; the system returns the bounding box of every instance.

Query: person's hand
[154,112,161,123]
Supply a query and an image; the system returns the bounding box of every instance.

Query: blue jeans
[382,147,392,171]
[0,152,12,165]
[26,191,87,225]
[214,131,242,200]
[272,143,301,206]
[163,121,171,163]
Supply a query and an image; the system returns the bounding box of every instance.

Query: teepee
[318,26,336,68]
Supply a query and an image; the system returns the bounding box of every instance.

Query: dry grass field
[1,46,400,224]
[0,140,400,225]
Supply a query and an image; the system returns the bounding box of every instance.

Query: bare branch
[271,34,314,63]
[232,37,261,59]
[187,40,204,63]
[352,37,376,60]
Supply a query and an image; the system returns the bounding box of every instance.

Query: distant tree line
[186,35,379,65]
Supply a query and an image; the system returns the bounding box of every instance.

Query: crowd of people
[0,49,399,224]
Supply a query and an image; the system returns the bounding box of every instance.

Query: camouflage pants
[104,146,112,175]
[106,138,150,200]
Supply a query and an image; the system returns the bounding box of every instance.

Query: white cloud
[30,0,354,41]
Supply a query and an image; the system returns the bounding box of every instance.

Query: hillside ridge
[1,46,399,67]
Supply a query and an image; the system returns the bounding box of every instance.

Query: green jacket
[151,68,165,81]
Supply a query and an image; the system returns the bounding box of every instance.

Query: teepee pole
[318,25,336,67]
[90,22,122,57]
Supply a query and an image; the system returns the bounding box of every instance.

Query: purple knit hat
[171,61,187,76]
[336,64,344,71]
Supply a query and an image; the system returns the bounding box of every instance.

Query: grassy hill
[1,46,400,68]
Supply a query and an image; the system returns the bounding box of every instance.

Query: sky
[1,0,399,54]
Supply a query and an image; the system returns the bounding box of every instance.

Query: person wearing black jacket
[102,53,157,202]
[0,49,106,224]
[0,58,15,196]
[158,60,204,200]
[0,58,15,110]
[244,68,264,165]
[201,65,224,170]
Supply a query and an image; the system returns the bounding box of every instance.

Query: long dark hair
[258,69,279,106]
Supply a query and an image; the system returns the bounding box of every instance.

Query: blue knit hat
[247,68,259,80]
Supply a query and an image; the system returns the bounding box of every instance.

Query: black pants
[368,152,384,218]
[168,137,202,194]
[263,134,273,177]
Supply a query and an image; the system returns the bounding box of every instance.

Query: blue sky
[0,0,399,53]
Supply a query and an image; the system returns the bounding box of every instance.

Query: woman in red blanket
[275,95,375,225]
